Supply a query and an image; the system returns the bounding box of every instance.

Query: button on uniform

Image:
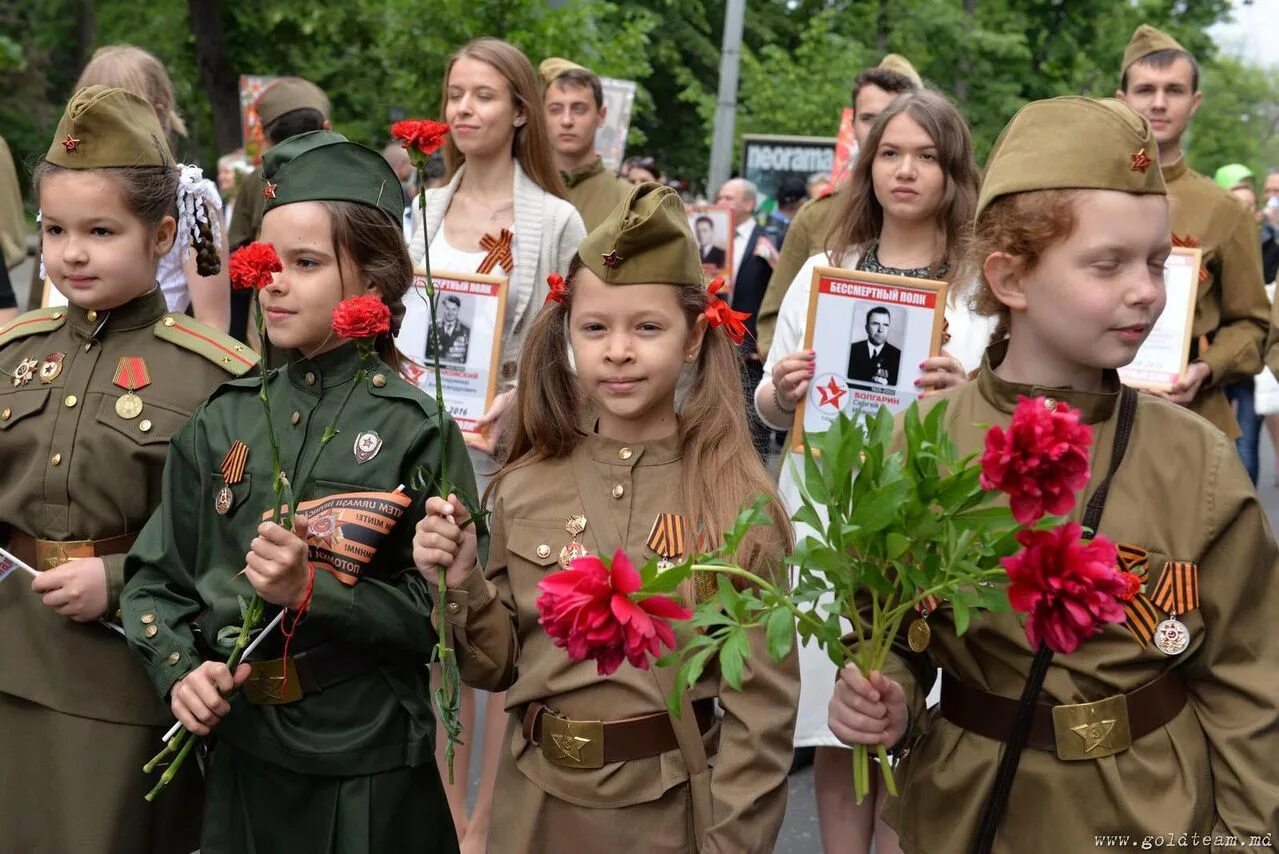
[2,408,10,421]
[166,652,181,665]
[291,411,301,426]
[139,419,152,433]
[619,447,633,461]
[85,309,97,322]
[144,624,158,638]
[536,544,552,559]
[447,602,461,614]
[50,452,62,466]
[371,374,386,388]
[64,395,77,408]
[612,484,625,499]
[305,371,317,386]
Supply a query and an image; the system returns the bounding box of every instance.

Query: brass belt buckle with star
[540,711,605,769]
[1051,693,1131,761]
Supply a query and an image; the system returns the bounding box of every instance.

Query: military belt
[940,670,1187,761]
[7,530,138,571]
[242,642,383,705]
[523,699,717,770]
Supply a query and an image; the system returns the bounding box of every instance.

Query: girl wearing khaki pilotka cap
[829,96,1279,852]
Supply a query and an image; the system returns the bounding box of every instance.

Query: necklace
[463,193,514,226]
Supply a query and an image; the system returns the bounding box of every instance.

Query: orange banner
[264,490,413,586]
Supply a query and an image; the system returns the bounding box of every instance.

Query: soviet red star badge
[1130,148,1152,173]
[601,250,623,268]
[817,376,847,409]
[263,181,278,200]
[62,135,81,153]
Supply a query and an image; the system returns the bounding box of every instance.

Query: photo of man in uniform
[695,215,727,269]
[847,305,901,388]
[426,294,471,367]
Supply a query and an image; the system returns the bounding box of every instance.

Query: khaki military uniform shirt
[227,165,266,250]
[443,432,799,853]
[0,290,256,725]
[755,190,840,357]
[563,157,630,232]
[1164,157,1269,439]
[876,346,1279,852]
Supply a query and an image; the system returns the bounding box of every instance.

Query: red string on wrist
[276,562,316,696]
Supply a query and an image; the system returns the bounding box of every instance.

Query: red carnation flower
[536,549,692,676]
[229,242,282,291]
[391,119,450,165]
[1117,571,1142,602]
[703,277,751,346]
[1003,523,1126,655]
[332,295,391,340]
[980,396,1093,524]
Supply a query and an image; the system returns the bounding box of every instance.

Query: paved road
[14,256,1277,853]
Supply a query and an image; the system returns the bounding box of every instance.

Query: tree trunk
[74,0,95,72]
[955,0,976,104]
[187,0,241,155]
[876,0,889,53]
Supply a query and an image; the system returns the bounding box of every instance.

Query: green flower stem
[144,728,196,802]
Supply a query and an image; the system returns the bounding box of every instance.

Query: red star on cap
[62,135,81,153]
[817,376,847,409]
[1129,148,1152,173]
[601,250,622,268]
[263,181,278,200]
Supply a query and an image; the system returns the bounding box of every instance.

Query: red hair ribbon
[545,273,569,306]
[703,277,751,346]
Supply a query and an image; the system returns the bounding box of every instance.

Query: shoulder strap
[153,314,258,376]
[1081,385,1138,539]
[0,307,68,348]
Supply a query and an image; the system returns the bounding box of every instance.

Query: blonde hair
[440,38,568,200]
[494,259,792,591]
[77,45,186,138]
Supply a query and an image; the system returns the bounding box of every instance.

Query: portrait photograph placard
[792,267,948,451]
[395,269,507,440]
[1118,246,1202,392]
[687,206,734,283]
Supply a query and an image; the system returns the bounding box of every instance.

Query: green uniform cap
[255,77,331,128]
[1122,24,1188,74]
[261,130,403,227]
[539,57,588,86]
[1213,163,1254,191]
[45,85,173,169]
[577,182,704,286]
[878,54,923,87]
[976,96,1165,223]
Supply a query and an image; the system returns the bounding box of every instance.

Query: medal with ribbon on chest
[10,357,38,387]
[216,440,250,514]
[112,356,150,420]
[559,515,589,569]
[646,512,686,572]
[1149,560,1198,656]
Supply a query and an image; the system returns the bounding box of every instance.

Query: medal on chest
[1148,559,1198,656]
[1154,613,1190,656]
[216,440,250,514]
[908,592,942,653]
[38,353,65,384]
[354,430,383,464]
[112,356,151,420]
[646,512,686,572]
[10,357,38,387]
[558,515,589,569]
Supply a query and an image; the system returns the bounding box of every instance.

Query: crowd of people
[1,23,1277,854]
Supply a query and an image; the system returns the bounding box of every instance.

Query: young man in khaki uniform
[540,57,629,231]
[1117,25,1269,439]
[755,54,922,357]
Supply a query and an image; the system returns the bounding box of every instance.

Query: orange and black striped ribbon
[1115,543,1158,646]
[1116,543,1148,575]
[112,356,151,391]
[220,440,249,485]
[646,513,686,561]
[1149,560,1199,616]
[477,229,514,275]
[1171,233,1210,283]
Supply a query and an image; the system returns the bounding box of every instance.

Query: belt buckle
[35,539,94,571]
[540,711,605,769]
[242,658,303,705]
[1051,694,1132,761]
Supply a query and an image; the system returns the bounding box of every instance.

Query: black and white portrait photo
[846,303,904,389]
[426,293,472,367]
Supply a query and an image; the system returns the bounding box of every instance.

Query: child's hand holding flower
[244,516,314,609]
[828,665,909,750]
[413,495,477,588]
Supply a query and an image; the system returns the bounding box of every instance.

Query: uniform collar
[561,157,606,189]
[286,341,368,393]
[68,286,167,339]
[1161,155,1188,182]
[977,340,1119,424]
[584,427,683,467]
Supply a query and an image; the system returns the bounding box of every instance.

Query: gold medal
[214,485,233,515]
[558,515,589,569]
[115,392,143,420]
[907,618,931,653]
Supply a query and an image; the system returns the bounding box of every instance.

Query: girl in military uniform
[0,87,251,853]
[415,183,800,853]
[122,131,477,853]
[829,97,1279,852]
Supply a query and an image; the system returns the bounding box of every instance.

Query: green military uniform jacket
[755,190,839,357]
[227,165,267,249]
[876,345,1279,852]
[562,157,630,232]
[122,342,482,774]
[1164,157,1269,440]
[442,432,799,853]
[0,289,255,724]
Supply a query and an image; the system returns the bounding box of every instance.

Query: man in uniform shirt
[540,58,629,231]
[754,55,922,357]
[1117,24,1269,439]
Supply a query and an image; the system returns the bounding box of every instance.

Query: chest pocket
[506,520,563,572]
[0,387,50,431]
[94,396,191,446]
